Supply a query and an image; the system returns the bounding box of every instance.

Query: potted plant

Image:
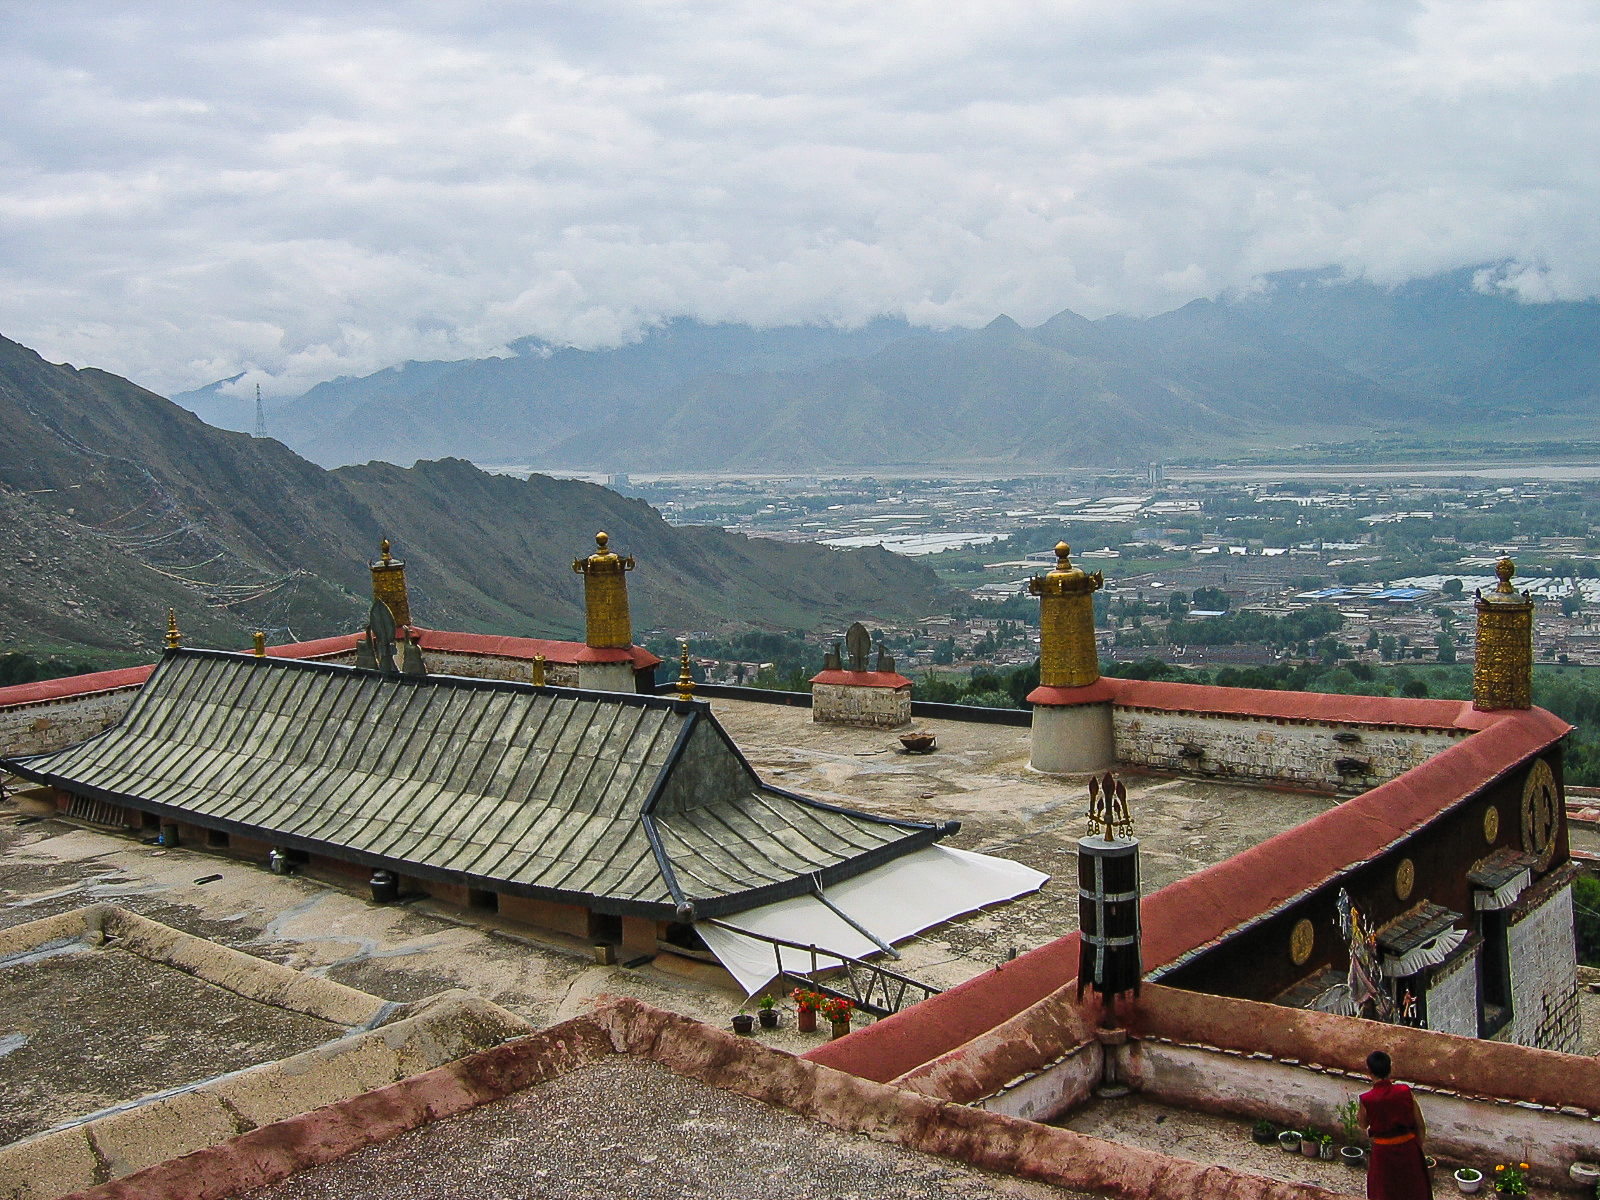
[757,994,779,1029]
[792,988,821,1033]
[1318,1133,1336,1160]
[820,995,855,1038]
[1493,1163,1529,1197]
[1337,1099,1361,1147]
[1278,1130,1303,1153]
[731,1009,755,1035]
[1454,1168,1483,1195]
[1251,1119,1278,1146]
[1301,1130,1322,1158]
[1341,1145,1367,1168]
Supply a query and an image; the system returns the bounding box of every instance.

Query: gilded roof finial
[1087,771,1133,841]
[253,631,266,657]
[532,653,547,687]
[1055,541,1072,569]
[1495,556,1516,594]
[676,641,696,702]
[380,538,392,565]
[165,609,181,651]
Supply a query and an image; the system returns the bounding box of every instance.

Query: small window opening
[467,887,499,912]
[206,828,230,848]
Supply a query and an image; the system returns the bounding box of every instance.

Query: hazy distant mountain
[0,334,952,658]
[176,317,944,468]
[175,267,1600,472]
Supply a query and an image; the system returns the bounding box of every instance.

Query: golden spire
[369,538,411,628]
[253,631,267,657]
[165,609,182,650]
[1474,555,1534,711]
[572,531,636,649]
[1029,541,1105,689]
[532,653,547,687]
[676,641,696,701]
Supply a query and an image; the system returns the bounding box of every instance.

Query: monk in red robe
[1357,1050,1432,1200]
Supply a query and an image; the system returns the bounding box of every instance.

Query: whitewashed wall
[812,683,912,728]
[1112,707,1465,791]
[1426,946,1480,1039]
[1505,882,1581,1053]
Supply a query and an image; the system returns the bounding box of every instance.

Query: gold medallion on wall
[1521,757,1559,871]
[1483,804,1500,844]
[1290,918,1315,966]
[1394,858,1415,902]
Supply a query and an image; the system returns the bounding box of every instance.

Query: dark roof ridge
[157,646,688,713]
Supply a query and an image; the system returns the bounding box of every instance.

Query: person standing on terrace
[1358,1050,1432,1200]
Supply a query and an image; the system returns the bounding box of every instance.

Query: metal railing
[707,921,941,1017]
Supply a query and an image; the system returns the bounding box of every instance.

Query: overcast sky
[3,1,1599,396]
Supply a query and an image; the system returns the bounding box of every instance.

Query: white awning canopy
[697,844,1049,995]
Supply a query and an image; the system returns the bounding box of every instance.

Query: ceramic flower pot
[1319,1141,1335,1160]
[1301,1137,1321,1158]
[758,1008,778,1029]
[1571,1163,1600,1188]
[731,1013,755,1035]
[1278,1132,1302,1154]
[1340,1146,1367,1168]
[1453,1169,1483,1195]
[796,1007,817,1033]
[830,1017,851,1039]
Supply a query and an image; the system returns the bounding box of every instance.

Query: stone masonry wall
[417,649,578,687]
[1506,879,1581,1053]
[1112,707,1466,791]
[0,649,588,761]
[812,682,911,729]
[0,687,143,758]
[1425,944,1480,1038]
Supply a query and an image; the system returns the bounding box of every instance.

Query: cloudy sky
[3,1,1599,396]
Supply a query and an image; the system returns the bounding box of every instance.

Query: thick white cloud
[2,0,1598,395]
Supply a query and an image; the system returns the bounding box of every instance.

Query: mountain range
[176,267,1600,472]
[0,335,951,660]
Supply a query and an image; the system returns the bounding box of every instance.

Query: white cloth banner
[697,844,1049,995]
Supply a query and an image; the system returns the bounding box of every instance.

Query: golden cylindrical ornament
[1030,543,1104,688]
[1473,557,1533,712]
[370,538,411,628]
[573,532,635,649]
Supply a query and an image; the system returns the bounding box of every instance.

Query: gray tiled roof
[5,650,950,918]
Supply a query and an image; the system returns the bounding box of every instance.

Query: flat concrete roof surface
[710,699,1339,988]
[0,944,340,1145]
[248,1056,1084,1200]
[1057,1094,1464,1197]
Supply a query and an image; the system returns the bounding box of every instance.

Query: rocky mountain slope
[0,335,951,658]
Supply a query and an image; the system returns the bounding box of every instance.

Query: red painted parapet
[61,997,1351,1200]
[809,705,1570,1083]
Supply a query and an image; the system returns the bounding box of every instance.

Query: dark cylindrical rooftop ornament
[1078,771,1141,1002]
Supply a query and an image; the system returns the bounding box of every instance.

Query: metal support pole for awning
[810,878,900,960]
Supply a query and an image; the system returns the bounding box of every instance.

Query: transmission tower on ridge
[253,383,267,439]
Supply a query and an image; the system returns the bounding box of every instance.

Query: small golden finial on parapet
[532,653,547,687]
[165,609,182,651]
[1087,771,1133,841]
[676,641,696,702]
[380,538,392,565]
[253,631,266,657]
